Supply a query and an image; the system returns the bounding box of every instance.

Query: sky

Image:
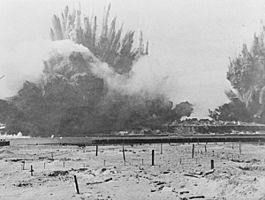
[1,0,265,117]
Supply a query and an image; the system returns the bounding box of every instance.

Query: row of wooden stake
[94,143,220,168]
[20,142,242,177]
[94,142,242,163]
[20,143,222,196]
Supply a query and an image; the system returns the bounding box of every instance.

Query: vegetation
[208,99,252,122]
[210,27,265,123]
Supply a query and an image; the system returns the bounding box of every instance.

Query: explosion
[0,5,193,136]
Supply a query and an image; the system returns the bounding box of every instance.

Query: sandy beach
[0,141,265,200]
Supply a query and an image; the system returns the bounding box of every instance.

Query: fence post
[30,165,34,176]
[211,160,214,169]
[152,150,155,166]
[23,161,25,170]
[96,145,98,156]
[74,175,80,194]
[192,144,195,158]
[21,161,25,170]
[122,144,126,164]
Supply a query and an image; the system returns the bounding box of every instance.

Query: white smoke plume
[0,39,173,101]
[90,55,171,98]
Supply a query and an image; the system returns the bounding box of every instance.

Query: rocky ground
[1,141,265,200]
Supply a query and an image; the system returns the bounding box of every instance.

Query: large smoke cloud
[0,39,193,135]
[0,39,172,103]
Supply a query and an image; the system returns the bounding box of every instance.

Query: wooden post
[192,144,195,158]
[96,145,98,156]
[30,165,34,176]
[152,150,155,166]
[160,143,163,154]
[22,161,25,170]
[204,144,207,153]
[211,160,214,169]
[74,175,80,194]
[122,144,126,164]
[212,150,214,156]
[179,157,182,165]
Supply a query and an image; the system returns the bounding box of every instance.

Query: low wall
[92,134,265,145]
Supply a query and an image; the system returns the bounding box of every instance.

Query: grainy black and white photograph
[2,0,265,199]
